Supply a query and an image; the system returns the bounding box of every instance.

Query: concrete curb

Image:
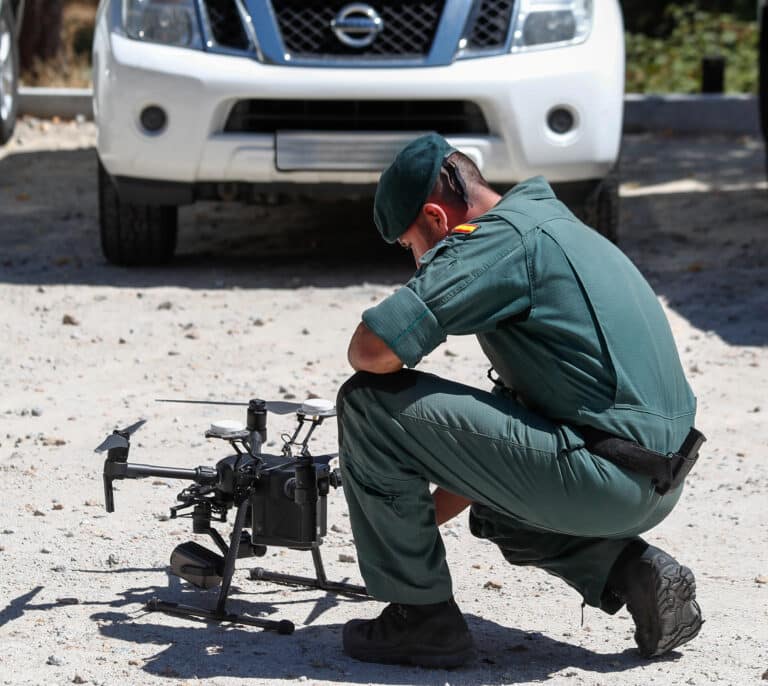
[18,87,93,121]
[16,88,763,136]
[623,93,761,135]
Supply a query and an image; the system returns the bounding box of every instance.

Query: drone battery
[249,458,329,549]
[170,541,225,589]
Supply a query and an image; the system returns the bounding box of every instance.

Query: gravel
[0,121,766,685]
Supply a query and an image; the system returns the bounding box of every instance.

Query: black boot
[342,598,475,668]
[607,543,703,658]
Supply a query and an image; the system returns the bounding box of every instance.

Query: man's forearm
[347,322,404,373]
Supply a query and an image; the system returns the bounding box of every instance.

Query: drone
[97,396,368,635]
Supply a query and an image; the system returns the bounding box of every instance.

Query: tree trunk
[19,0,64,71]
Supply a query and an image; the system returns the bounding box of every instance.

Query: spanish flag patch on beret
[453,223,478,234]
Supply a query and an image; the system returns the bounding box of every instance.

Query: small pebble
[62,314,79,326]
[338,553,356,563]
[46,655,65,666]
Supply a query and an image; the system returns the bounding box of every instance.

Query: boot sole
[345,642,476,668]
[628,553,703,658]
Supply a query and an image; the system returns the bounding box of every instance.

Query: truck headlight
[511,0,593,51]
[123,0,202,49]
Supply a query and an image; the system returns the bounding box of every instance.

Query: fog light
[547,107,575,135]
[140,105,167,133]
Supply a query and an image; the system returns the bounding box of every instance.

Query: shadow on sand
[1,135,766,343]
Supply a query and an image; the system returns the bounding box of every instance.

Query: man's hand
[433,487,472,526]
[348,322,404,374]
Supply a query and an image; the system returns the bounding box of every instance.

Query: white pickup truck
[0,0,22,145]
[93,0,625,265]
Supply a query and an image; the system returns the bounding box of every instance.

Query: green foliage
[625,4,759,93]
[622,0,755,35]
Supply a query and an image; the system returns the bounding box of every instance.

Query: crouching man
[337,134,703,667]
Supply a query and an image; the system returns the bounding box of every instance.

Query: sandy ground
[0,118,767,686]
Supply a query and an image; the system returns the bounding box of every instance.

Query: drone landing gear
[250,546,368,598]
[146,500,368,633]
[146,599,294,634]
[147,501,295,634]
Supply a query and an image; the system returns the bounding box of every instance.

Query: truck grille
[465,0,516,50]
[203,0,250,50]
[224,99,489,134]
[271,0,445,58]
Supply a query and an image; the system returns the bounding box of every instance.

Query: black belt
[580,426,706,496]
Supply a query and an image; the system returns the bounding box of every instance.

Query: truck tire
[98,160,178,266]
[576,172,620,244]
[759,2,767,173]
[0,0,19,145]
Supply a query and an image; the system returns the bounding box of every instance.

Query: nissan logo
[330,3,383,48]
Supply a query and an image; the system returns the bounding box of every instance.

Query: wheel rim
[0,15,15,123]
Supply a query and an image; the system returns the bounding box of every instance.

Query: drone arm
[122,463,211,480]
[103,451,218,513]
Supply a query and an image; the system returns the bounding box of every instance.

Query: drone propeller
[94,419,147,453]
[155,398,305,416]
[264,401,306,415]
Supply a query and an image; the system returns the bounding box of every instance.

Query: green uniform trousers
[337,370,682,611]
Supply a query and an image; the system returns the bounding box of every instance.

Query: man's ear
[422,202,450,237]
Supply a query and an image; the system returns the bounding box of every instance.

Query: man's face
[397,224,432,267]
[397,204,450,267]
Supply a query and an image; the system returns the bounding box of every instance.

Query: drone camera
[170,541,225,589]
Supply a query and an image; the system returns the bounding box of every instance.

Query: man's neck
[466,187,502,222]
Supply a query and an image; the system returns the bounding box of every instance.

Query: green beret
[373,133,456,243]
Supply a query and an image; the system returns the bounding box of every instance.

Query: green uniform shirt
[362,177,696,453]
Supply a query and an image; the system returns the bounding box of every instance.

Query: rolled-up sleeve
[362,223,531,368]
[362,286,446,368]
